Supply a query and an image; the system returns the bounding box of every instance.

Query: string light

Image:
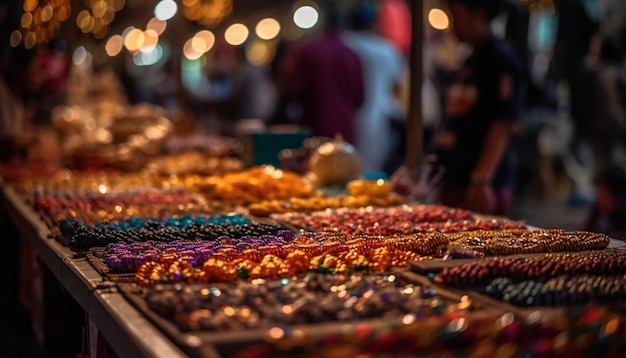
[182,0,232,27]
[12,0,71,48]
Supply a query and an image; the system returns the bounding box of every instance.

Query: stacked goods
[179,166,316,204]
[142,273,467,331]
[248,179,404,216]
[0,163,61,180]
[233,307,626,357]
[36,190,201,217]
[61,216,288,250]
[435,251,626,306]
[145,152,244,176]
[98,232,450,284]
[278,206,526,235]
[446,230,611,257]
[248,195,405,217]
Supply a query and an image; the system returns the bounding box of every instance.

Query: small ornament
[308,134,362,187]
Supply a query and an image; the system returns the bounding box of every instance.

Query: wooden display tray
[116,271,506,358]
[85,248,137,282]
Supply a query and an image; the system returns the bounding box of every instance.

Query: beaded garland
[36,190,201,219]
[233,307,626,357]
[446,229,611,257]
[487,274,626,306]
[93,214,251,230]
[436,250,626,287]
[121,232,449,284]
[279,206,526,235]
[62,218,290,251]
[98,229,613,285]
[436,251,626,306]
[142,273,463,331]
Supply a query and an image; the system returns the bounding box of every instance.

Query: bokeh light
[21,12,33,28]
[293,5,318,29]
[40,5,53,22]
[147,17,167,35]
[183,38,203,60]
[255,18,280,40]
[246,40,272,66]
[23,0,38,12]
[124,28,145,52]
[133,44,163,66]
[105,34,123,56]
[10,30,22,47]
[428,8,449,30]
[155,0,177,21]
[72,46,88,65]
[192,30,215,53]
[141,29,159,52]
[224,23,249,46]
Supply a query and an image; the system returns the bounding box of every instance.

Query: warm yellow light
[268,327,285,340]
[92,17,105,34]
[76,10,90,30]
[23,0,38,12]
[182,0,199,6]
[246,41,271,66]
[93,24,109,39]
[56,5,71,21]
[92,0,107,18]
[105,34,123,56]
[190,37,207,53]
[140,29,159,52]
[21,12,33,28]
[10,31,22,47]
[102,8,115,24]
[147,17,167,35]
[255,18,280,40]
[41,5,53,22]
[80,15,95,33]
[124,28,144,52]
[183,38,202,60]
[192,30,215,53]
[428,8,449,30]
[24,32,36,49]
[224,23,249,46]
[111,0,126,11]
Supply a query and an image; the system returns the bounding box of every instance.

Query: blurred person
[562,34,626,206]
[204,42,275,134]
[288,0,365,144]
[433,0,524,215]
[585,164,626,240]
[0,48,41,162]
[342,2,408,173]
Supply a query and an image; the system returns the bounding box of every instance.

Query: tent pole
[406,0,424,178]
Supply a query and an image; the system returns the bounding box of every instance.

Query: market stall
[2,159,626,357]
[3,0,626,357]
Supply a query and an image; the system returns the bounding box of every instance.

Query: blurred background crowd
[1,0,626,233]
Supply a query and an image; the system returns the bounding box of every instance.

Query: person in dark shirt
[586,164,626,241]
[434,0,523,214]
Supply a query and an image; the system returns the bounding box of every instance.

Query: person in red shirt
[288,2,365,145]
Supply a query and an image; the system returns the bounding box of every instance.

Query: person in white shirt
[342,2,408,174]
